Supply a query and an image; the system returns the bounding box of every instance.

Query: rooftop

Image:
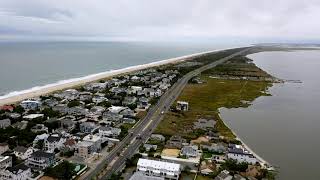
[137,158,180,172]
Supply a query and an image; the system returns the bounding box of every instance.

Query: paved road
[80,47,251,180]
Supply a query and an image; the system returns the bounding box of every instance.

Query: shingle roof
[31,150,54,158]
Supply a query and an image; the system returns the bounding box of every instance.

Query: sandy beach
[0,47,243,106]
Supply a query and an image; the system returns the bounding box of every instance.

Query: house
[68,106,88,116]
[32,133,49,147]
[0,119,11,129]
[7,113,21,119]
[12,121,28,130]
[74,141,94,159]
[0,163,32,180]
[20,100,41,110]
[23,114,44,121]
[44,134,66,153]
[90,106,106,116]
[26,150,55,170]
[200,161,215,175]
[61,138,77,152]
[60,118,76,132]
[52,104,69,114]
[102,111,123,123]
[84,82,107,91]
[98,126,121,138]
[79,92,93,102]
[80,122,99,133]
[43,99,59,107]
[13,146,34,160]
[193,118,216,129]
[180,145,199,158]
[122,118,136,124]
[0,156,12,169]
[119,108,136,118]
[143,144,157,151]
[165,135,186,149]
[128,86,143,94]
[0,105,14,112]
[54,89,79,100]
[0,143,9,155]
[122,96,137,106]
[108,106,128,114]
[137,158,181,180]
[176,101,189,111]
[82,134,102,152]
[150,134,165,142]
[227,144,257,164]
[92,95,108,104]
[201,143,226,154]
[137,97,150,110]
[31,124,49,133]
[214,170,233,180]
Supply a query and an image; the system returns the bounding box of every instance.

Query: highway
[80,47,251,180]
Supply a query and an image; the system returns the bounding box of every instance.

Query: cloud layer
[0,0,319,41]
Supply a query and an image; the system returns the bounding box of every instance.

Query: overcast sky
[0,0,319,42]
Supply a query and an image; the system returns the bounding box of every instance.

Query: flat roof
[137,158,180,172]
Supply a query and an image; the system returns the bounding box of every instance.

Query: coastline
[218,112,272,168]
[0,46,246,106]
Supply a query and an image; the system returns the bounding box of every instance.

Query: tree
[42,108,60,118]
[13,105,24,114]
[45,161,76,180]
[68,100,80,108]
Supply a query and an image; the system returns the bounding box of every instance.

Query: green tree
[67,100,80,108]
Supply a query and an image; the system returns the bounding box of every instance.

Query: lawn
[155,76,272,140]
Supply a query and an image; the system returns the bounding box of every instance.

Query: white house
[20,100,41,110]
[0,164,32,180]
[99,126,121,138]
[137,158,181,180]
[44,134,66,153]
[0,156,12,169]
[23,114,44,121]
[176,101,189,111]
[13,146,34,160]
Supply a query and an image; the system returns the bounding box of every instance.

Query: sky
[0,0,319,42]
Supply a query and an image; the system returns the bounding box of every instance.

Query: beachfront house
[227,144,257,164]
[20,100,41,110]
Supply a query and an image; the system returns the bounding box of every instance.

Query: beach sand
[0,48,239,106]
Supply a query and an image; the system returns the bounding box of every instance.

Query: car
[161,111,165,114]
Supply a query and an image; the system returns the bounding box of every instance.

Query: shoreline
[0,46,246,106]
[217,112,272,168]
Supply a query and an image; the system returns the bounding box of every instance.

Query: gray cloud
[0,0,319,41]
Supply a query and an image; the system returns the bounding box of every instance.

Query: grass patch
[155,76,272,140]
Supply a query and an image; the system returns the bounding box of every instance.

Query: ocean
[220,50,320,179]
[0,41,235,98]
